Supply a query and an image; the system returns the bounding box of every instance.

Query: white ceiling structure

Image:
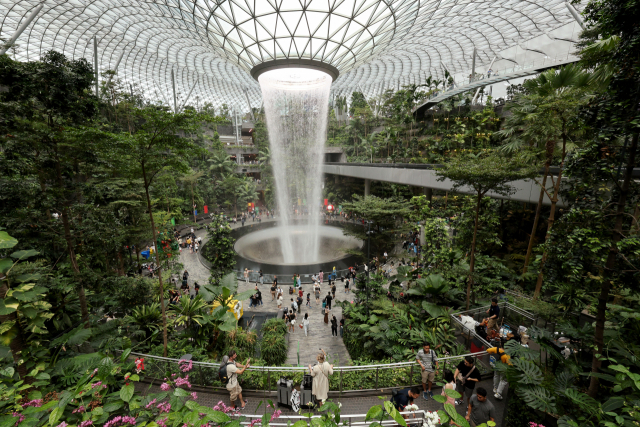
[0,0,584,113]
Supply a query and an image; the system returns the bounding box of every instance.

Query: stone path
[178,218,352,366]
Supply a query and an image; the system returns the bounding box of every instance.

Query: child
[306,292,311,306]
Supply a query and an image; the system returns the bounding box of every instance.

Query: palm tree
[496,64,593,297]
[208,151,235,178]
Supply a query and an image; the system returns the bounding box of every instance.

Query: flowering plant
[405,404,419,411]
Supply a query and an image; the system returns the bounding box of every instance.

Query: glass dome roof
[0,0,584,112]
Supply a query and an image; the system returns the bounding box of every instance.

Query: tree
[578,0,640,398]
[0,51,100,327]
[496,64,593,293]
[116,106,209,357]
[201,214,237,282]
[180,170,204,223]
[436,151,538,309]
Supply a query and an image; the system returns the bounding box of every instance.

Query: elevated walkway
[413,56,579,114]
[323,162,565,207]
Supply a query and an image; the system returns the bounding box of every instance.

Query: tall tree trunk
[0,280,30,381]
[523,166,549,275]
[55,156,90,327]
[466,191,482,310]
[191,182,196,223]
[534,136,568,299]
[588,133,638,398]
[142,162,169,357]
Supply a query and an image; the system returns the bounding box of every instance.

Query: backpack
[218,362,232,385]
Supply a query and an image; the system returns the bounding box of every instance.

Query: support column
[470,47,476,83]
[94,36,99,97]
[419,224,426,246]
[423,187,433,203]
[0,3,44,56]
[171,69,177,114]
[565,2,586,30]
[364,179,371,198]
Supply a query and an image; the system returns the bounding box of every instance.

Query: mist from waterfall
[258,68,331,264]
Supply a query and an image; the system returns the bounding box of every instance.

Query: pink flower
[270,410,282,422]
[157,402,171,413]
[175,376,191,388]
[91,382,103,389]
[78,421,93,427]
[104,416,136,427]
[156,419,167,427]
[160,383,171,391]
[23,400,43,408]
[248,419,261,427]
[72,406,86,414]
[179,360,193,373]
[57,422,68,427]
[191,392,198,400]
[12,412,25,426]
[145,399,157,409]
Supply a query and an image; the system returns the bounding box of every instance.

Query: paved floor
[137,378,506,426]
[178,218,352,366]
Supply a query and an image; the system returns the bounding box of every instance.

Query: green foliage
[259,319,288,366]
[201,215,237,282]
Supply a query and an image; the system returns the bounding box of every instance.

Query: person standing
[487,340,512,400]
[331,315,338,337]
[466,388,495,427]
[314,284,321,305]
[339,318,344,337]
[331,283,336,300]
[308,350,333,405]
[486,298,500,331]
[319,270,324,284]
[306,292,311,307]
[289,311,297,333]
[441,370,456,405]
[454,356,481,406]
[344,277,349,293]
[390,387,421,415]
[325,292,333,310]
[277,294,283,309]
[416,342,439,400]
[323,306,329,324]
[273,275,278,287]
[224,351,250,409]
[302,313,310,337]
[244,268,253,284]
[296,294,303,313]
[259,269,264,285]
[270,283,277,301]
[291,298,298,314]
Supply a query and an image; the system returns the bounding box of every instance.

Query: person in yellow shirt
[487,333,514,400]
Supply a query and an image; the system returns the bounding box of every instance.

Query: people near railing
[485,298,500,331]
[441,370,456,405]
[223,351,250,410]
[308,350,333,405]
[466,387,495,427]
[488,332,515,401]
[454,356,481,407]
[416,342,439,400]
[390,386,420,415]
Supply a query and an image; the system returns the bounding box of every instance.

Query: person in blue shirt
[391,386,421,413]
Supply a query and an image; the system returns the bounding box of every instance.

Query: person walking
[331,315,338,337]
[302,313,310,337]
[289,311,297,333]
[259,269,264,285]
[273,275,278,287]
[291,298,298,314]
[306,292,311,307]
[296,294,303,313]
[339,318,344,337]
[331,283,336,299]
[324,292,333,310]
[244,268,253,284]
[454,356,481,406]
[466,388,495,427]
[318,270,324,284]
[314,284,321,305]
[277,294,283,309]
[323,306,329,324]
[223,351,250,409]
[344,278,349,293]
[270,283,277,301]
[416,342,439,400]
[308,350,333,405]
[487,340,512,400]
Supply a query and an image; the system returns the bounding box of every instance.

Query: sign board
[290,389,300,412]
[204,205,208,214]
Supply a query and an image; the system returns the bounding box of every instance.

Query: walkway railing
[238,410,434,426]
[127,350,487,394]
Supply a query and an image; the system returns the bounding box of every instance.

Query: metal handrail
[127,350,487,372]
[237,410,434,426]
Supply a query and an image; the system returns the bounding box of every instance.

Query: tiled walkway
[178,218,352,366]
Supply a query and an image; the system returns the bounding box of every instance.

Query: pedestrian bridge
[323,163,564,207]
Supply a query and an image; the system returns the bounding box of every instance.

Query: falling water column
[258,68,332,264]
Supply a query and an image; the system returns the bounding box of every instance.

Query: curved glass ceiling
[0,0,583,112]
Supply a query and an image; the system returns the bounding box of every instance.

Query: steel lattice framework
[0,0,583,112]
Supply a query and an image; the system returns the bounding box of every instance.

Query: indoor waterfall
[258,68,332,264]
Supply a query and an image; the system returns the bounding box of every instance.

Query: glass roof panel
[0,0,584,110]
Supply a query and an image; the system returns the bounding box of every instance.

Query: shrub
[260,319,288,366]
